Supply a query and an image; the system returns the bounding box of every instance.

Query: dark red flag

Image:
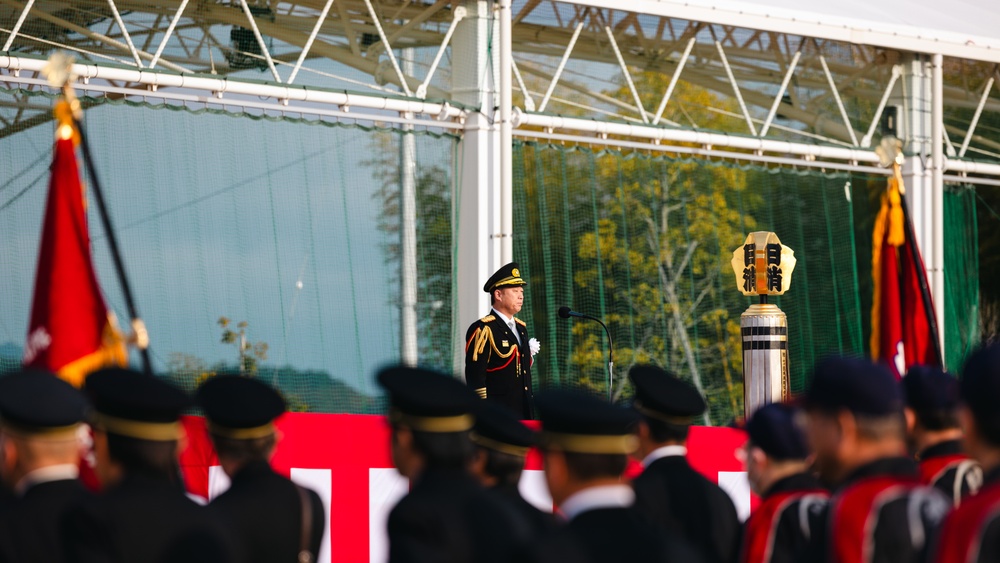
[23,123,126,387]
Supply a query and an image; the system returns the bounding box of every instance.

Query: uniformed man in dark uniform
[465,262,534,419]
[378,365,528,563]
[800,357,950,563]
[739,402,827,563]
[0,370,92,563]
[469,399,554,533]
[903,365,982,506]
[628,365,740,563]
[198,375,325,563]
[66,368,236,563]
[528,389,701,563]
[932,344,1000,562]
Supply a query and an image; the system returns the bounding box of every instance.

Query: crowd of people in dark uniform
[3,348,999,563]
[0,262,998,562]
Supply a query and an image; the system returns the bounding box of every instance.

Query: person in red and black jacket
[903,365,982,506]
[932,344,1000,563]
[800,357,951,563]
[739,402,828,563]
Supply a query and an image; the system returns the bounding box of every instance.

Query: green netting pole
[844,178,865,354]
[336,145,366,389]
[613,152,638,361]
[587,150,610,397]
[534,145,559,387]
[789,173,816,380]
[820,176,846,353]
[559,147,575,386]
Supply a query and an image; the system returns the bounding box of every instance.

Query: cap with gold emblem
[629,365,706,425]
[472,400,537,456]
[197,375,286,440]
[378,366,477,433]
[535,390,639,454]
[84,368,190,441]
[483,262,527,293]
[0,369,88,438]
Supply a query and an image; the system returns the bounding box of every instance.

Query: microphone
[557,306,614,402]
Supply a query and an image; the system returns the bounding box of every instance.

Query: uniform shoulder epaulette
[480,314,496,323]
[514,317,526,327]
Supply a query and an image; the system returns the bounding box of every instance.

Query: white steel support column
[890,53,945,356]
[452,0,501,374]
[400,52,418,367]
[499,0,514,264]
[930,53,945,358]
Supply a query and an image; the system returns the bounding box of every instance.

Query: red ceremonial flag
[23,119,127,387]
[870,170,941,379]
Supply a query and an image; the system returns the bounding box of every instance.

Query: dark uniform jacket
[492,483,555,536]
[917,439,982,507]
[65,473,236,563]
[386,467,529,563]
[932,466,1000,563]
[738,472,828,563]
[806,457,950,563]
[0,478,91,563]
[528,506,704,563]
[209,460,325,563]
[632,452,741,563]
[465,311,533,419]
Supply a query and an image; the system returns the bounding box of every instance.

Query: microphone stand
[560,308,614,402]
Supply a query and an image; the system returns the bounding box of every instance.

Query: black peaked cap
[803,357,901,416]
[0,369,88,433]
[535,389,638,454]
[378,366,476,432]
[902,365,959,413]
[960,344,1000,423]
[483,262,526,293]
[85,368,190,424]
[629,365,706,422]
[745,402,809,461]
[473,399,537,454]
[197,375,285,435]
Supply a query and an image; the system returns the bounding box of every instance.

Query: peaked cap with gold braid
[472,400,537,456]
[198,375,285,440]
[483,262,527,293]
[0,369,88,439]
[535,390,639,454]
[85,368,190,441]
[628,365,706,426]
[379,366,476,433]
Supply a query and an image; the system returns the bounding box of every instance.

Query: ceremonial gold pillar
[731,232,796,420]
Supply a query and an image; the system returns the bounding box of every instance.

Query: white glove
[529,338,541,357]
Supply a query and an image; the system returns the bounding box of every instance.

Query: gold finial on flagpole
[42,52,82,143]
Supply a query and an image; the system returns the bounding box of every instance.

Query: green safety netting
[0,88,984,423]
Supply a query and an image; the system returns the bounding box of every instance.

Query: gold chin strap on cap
[540,431,639,454]
[491,277,525,291]
[93,413,182,441]
[207,422,276,440]
[0,421,81,441]
[471,432,530,457]
[633,400,695,426]
[388,409,474,433]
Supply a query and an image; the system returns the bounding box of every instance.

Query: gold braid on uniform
[469,326,518,363]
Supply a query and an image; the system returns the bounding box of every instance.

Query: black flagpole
[72,116,153,376]
[898,192,945,367]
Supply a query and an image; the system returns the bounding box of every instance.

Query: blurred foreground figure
[738,402,827,563]
[932,344,1000,563]
[0,370,91,563]
[199,375,325,563]
[903,366,981,506]
[469,400,554,534]
[528,389,701,563]
[629,366,740,563]
[66,368,235,563]
[802,358,949,563]
[379,366,527,563]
